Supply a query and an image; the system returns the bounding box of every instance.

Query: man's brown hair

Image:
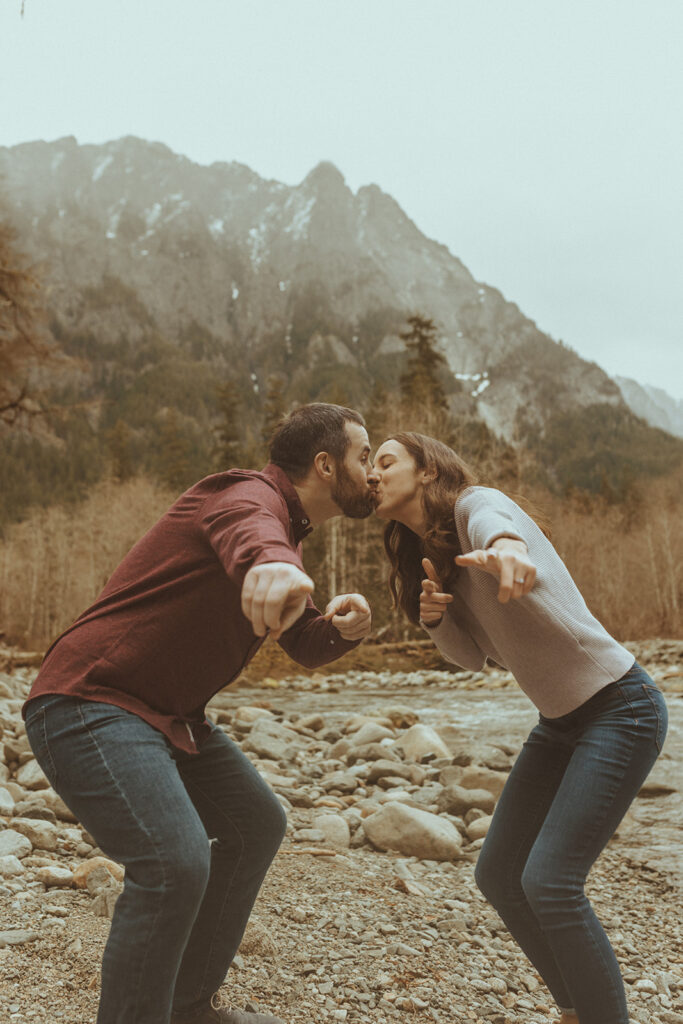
[268,403,366,482]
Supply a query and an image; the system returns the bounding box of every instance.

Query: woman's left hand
[455,538,536,604]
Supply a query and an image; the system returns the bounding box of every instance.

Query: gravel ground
[1,638,682,1024]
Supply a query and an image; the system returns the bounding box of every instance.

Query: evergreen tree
[213,378,244,470]
[157,410,193,491]
[261,375,288,451]
[398,314,454,437]
[106,419,135,482]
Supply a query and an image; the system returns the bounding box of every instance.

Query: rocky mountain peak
[302,160,349,194]
[0,135,653,445]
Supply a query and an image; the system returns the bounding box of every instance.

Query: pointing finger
[422,558,441,584]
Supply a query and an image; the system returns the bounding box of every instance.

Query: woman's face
[372,439,428,523]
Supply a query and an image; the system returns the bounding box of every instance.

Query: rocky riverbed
[1,639,682,1024]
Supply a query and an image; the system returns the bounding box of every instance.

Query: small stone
[292,828,326,843]
[15,760,50,791]
[365,760,426,786]
[391,724,451,762]
[92,888,120,918]
[0,786,15,815]
[35,865,74,888]
[239,920,278,957]
[314,813,351,849]
[0,829,32,859]
[233,706,275,729]
[437,783,496,816]
[243,718,301,761]
[349,722,395,746]
[0,855,24,877]
[0,929,39,946]
[465,814,493,841]
[73,856,124,889]
[322,771,359,794]
[346,743,400,765]
[11,817,59,851]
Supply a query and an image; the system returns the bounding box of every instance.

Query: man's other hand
[241,562,314,639]
[323,593,372,640]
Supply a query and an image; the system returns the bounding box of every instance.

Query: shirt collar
[261,463,313,543]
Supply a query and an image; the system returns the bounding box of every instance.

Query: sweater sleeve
[422,605,487,671]
[456,487,526,552]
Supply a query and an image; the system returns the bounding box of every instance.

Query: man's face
[331,422,376,519]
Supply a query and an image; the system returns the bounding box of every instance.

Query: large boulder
[362,803,463,861]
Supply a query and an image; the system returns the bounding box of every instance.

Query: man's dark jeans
[474,662,668,1024]
[25,695,287,1024]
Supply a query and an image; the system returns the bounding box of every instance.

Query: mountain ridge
[0,135,625,429]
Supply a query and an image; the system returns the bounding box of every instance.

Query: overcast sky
[2,0,681,398]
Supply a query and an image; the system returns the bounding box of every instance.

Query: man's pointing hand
[324,593,372,640]
[241,562,314,639]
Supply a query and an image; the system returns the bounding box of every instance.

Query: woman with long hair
[371,431,667,1024]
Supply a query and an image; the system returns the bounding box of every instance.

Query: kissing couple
[24,402,666,1024]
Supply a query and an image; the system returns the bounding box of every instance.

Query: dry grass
[0,476,176,649]
[542,475,682,639]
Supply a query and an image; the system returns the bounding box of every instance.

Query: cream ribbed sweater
[424,487,634,717]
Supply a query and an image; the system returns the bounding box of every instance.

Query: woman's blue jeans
[474,662,668,1024]
[25,695,287,1024]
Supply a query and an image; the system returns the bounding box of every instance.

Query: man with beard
[23,403,375,1024]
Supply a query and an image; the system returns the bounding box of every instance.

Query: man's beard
[332,464,375,519]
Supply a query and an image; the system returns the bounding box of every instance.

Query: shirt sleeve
[277,601,361,668]
[199,483,303,586]
[456,488,526,552]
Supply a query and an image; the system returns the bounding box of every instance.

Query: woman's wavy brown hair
[383,432,478,624]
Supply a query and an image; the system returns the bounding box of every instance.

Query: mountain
[615,377,683,439]
[1,135,624,441]
[0,135,680,525]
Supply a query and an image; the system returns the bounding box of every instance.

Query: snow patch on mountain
[92,155,114,182]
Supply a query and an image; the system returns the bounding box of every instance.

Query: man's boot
[170,997,285,1024]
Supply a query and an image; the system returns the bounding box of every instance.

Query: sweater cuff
[482,529,526,550]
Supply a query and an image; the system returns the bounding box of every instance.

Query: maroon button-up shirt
[24,464,360,752]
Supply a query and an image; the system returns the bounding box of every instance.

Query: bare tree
[0,212,48,426]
